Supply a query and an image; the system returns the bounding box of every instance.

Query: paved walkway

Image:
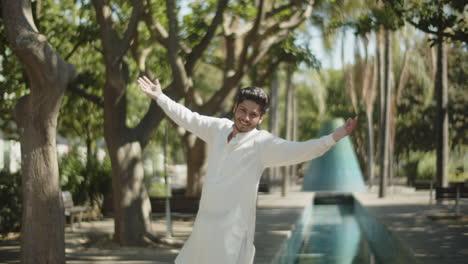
[0,189,313,264]
[355,186,468,264]
[1,186,467,264]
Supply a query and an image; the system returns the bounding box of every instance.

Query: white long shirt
[156,94,336,264]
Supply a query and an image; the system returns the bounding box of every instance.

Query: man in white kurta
[138,76,357,264]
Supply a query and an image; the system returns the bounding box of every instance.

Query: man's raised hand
[138,76,162,100]
[332,117,358,142]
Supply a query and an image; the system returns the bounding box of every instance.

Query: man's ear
[258,115,264,124]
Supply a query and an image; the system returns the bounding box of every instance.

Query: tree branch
[265,2,294,18]
[261,1,313,41]
[249,30,289,65]
[165,0,191,93]
[185,0,230,75]
[407,19,467,43]
[3,0,76,92]
[235,0,266,76]
[114,0,143,63]
[67,81,104,107]
[91,0,118,52]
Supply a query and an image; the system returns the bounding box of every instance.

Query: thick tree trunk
[107,141,152,245]
[91,0,154,245]
[17,98,66,264]
[435,38,449,188]
[185,136,207,197]
[379,29,392,198]
[2,0,76,263]
[103,67,153,246]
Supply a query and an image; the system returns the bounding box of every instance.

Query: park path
[1,186,467,263]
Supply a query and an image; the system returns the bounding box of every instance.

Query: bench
[62,191,89,230]
[434,184,468,216]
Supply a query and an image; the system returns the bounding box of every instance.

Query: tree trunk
[107,141,152,245]
[91,0,154,246]
[435,38,449,188]
[379,29,392,198]
[282,65,294,197]
[103,66,153,246]
[2,0,76,263]
[268,73,281,188]
[377,27,385,187]
[185,136,207,197]
[291,80,298,186]
[366,110,375,187]
[360,33,377,187]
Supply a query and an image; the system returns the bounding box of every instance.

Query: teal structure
[302,119,366,192]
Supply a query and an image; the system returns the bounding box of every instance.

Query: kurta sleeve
[156,93,224,144]
[259,132,336,168]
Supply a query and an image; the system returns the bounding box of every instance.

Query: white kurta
[156,94,336,264]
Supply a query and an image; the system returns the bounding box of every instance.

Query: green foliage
[273,34,322,70]
[0,169,21,236]
[59,147,112,207]
[447,42,468,147]
[396,42,467,156]
[148,181,168,197]
[383,0,467,43]
[0,21,28,140]
[182,0,217,46]
[399,149,468,181]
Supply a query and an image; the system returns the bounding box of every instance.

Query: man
[138,76,358,264]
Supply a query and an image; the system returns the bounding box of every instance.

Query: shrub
[59,147,112,208]
[0,169,21,236]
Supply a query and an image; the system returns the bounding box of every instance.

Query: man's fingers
[138,76,150,87]
[143,76,154,86]
[138,79,149,91]
[138,77,148,87]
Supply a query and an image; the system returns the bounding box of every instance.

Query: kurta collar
[226,124,258,147]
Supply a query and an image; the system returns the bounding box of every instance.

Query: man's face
[233,99,264,133]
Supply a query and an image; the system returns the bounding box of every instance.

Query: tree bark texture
[377,27,385,187]
[379,29,392,198]
[435,38,449,188]
[1,0,76,263]
[185,136,207,197]
[268,74,281,188]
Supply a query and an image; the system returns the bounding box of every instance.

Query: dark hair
[235,86,270,115]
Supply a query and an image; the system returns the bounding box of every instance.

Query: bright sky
[306,26,376,70]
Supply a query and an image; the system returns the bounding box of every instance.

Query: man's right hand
[138,76,162,100]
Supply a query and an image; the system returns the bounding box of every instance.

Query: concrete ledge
[354,195,419,264]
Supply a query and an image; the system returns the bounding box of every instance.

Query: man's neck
[228,129,238,143]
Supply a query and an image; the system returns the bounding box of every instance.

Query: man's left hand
[332,117,358,142]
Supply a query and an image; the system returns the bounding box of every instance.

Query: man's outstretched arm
[138,76,223,143]
[260,117,358,168]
